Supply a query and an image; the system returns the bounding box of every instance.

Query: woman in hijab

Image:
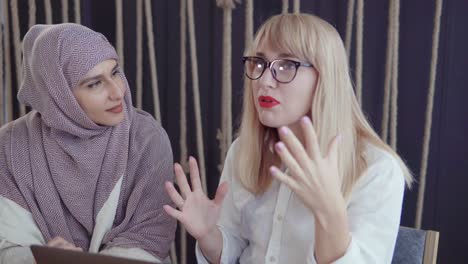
[0,23,176,263]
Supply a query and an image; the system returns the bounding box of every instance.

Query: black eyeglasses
[242,56,313,84]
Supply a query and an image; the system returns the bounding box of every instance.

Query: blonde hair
[236,13,412,198]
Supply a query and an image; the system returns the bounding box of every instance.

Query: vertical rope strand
[355,0,364,104]
[11,0,25,116]
[415,0,443,229]
[390,0,400,149]
[345,0,355,55]
[115,0,124,70]
[282,0,289,14]
[216,0,235,173]
[44,0,52,24]
[0,11,4,126]
[144,0,161,121]
[28,0,36,28]
[136,0,143,109]
[179,0,188,260]
[381,0,395,143]
[293,0,300,13]
[170,241,178,264]
[3,0,13,122]
[187,0,207,192]
[179,0,188,182]
[245,0,253,46]
[74,0,80,24]
[61,0,69,23]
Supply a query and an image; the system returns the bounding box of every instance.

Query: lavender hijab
[0,24,175,258]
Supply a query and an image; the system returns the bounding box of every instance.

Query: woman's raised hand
[164,157,228,240]
[270,116,345,218]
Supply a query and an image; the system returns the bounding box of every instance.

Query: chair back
[392,226,439,264]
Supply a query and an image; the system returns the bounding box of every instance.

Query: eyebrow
[254,52,296,59]
[79,63,119,85]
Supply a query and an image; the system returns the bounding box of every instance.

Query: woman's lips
[258,96,280,108]
[107,103,123,113]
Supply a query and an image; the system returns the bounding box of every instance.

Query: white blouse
[196,139,405,264]
[0,176,166,263]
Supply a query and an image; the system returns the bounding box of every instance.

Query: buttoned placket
[264,181,292,263]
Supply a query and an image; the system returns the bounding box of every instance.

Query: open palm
[164,157,228,240]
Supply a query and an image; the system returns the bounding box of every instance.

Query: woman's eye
[87,80,102,88]
[278,62,295,71]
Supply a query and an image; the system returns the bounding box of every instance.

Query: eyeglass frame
[242,56,314,84]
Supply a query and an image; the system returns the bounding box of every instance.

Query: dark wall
[7,0,468,262]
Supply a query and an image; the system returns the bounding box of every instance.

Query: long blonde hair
[236,13,412,198]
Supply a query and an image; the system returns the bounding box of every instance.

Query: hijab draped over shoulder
[0,23,176,259]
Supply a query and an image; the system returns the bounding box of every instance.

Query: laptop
[31,245,158,264]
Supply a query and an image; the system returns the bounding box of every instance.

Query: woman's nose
[258,66,278,88]
[108,80,125,100]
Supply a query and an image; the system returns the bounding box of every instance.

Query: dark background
[5,0,468,262]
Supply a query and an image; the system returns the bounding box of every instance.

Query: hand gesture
[164,157,228,240]
[270,116,345,217]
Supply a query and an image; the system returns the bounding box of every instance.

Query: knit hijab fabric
[0,23,175,257]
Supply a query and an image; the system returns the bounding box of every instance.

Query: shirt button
[276,214,283,221]
[269,256,276,262]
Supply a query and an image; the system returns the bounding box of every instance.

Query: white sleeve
[0,196,45,264]
[100,247,167,263]
[325,155,405,264]
[196,140,249,264]
[0,241,35,264]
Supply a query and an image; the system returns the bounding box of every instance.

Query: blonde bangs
[246,14,316,64]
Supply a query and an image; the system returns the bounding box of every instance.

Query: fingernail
[275,142,285,152]
[301,116,311,124]
[269,166,278,175]
[280,127,289,135]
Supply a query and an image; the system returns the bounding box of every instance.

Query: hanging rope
[178,0,188,261]
[293,0,300,13]
[415,0,443,229]
[187,0,207,192]
[216,0,238,173]
[136,0,143,109]
[381,0,395,143]
[0,10,4,126]
[170,242,178,264]
[144,0,162,121]
[179,0,188,186]
[282,0,289,14]
[345,0,355,56]
[245,0,253,46]
[44,0,52,24]
[115,0,124,70]
[74,0,80,24]
[390,0,400,149]
[61,0,69,23]
[11,0,26,116]
[355,0,364,104]
[3,0,13,122]
[29,0,36,28]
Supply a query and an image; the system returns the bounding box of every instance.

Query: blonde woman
[164,13,412,264]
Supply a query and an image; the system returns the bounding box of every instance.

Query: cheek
[74,92,105,116]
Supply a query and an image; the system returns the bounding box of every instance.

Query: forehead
[83,59,117,78]
[255,39,297,60]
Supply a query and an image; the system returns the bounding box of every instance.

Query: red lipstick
[258,96,280,108]
[107,103,123,113]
